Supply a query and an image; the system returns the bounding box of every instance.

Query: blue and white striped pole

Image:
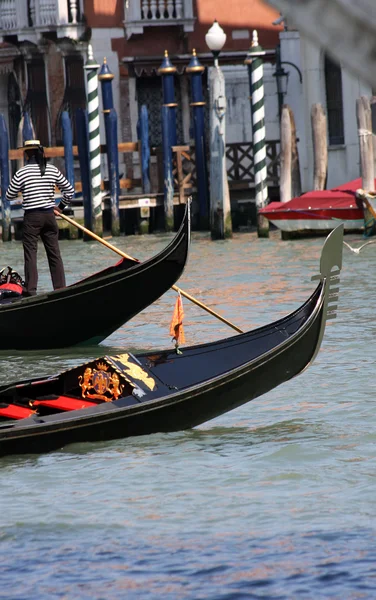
[245,30,269,237]
[84,44,103,236]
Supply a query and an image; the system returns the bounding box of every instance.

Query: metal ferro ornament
[78,362,124,401]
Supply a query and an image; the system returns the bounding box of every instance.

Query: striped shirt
[6,163,74,211]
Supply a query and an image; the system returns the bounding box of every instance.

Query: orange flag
[169,291,186,346]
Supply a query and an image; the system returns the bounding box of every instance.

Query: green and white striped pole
[84,44,103,236]
[245,30,269,238]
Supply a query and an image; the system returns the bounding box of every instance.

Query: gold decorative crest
[78,362,124,402]
[115,353,156,391]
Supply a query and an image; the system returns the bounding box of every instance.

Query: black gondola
[0,225,343,457]
[0,203,190,350]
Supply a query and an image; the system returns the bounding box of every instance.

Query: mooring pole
[61,111,78,239]
[98,58,120,236]
[0,115,11,241]
[75,108,93,238]
[22,110,35,142]
[161,105,174,231]
[106,108,121,236]
[61,111,75,188]
[158,50,178,147]
[245,30,269,238]
[84,44,103,237]
[187,49,209,230]
[138,104,151,194]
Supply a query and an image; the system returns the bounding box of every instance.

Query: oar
[56,211,244,334]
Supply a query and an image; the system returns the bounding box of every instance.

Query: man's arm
[55,171,75,212]
[5,172,21,203]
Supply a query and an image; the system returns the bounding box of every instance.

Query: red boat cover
[260,177,376,215]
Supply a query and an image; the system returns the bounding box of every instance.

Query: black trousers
[23,210,66,295]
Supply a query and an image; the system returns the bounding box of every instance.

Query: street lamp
[205,19,227,67]
[274,44,302,117]
[274,45,289,117]
[205,20,232,239]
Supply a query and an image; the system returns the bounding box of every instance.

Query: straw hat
[18,140,43,151]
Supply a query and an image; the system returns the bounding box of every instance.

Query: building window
[25,58,50,146]
[324,54,344,145]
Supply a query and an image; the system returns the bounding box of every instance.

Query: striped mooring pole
[84,44,103,236]
[245,30,269,238]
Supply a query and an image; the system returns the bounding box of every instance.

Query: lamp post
[274,45,289,119]
[205,20,232,240]
[274,44,303,119]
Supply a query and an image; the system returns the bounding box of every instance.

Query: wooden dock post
[0,115,11,242]
[356,96,375,192]
[279,105,292,205]
[311,103,327,190]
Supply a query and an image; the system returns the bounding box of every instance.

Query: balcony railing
[0,0,84,41]
[125,0,194,37]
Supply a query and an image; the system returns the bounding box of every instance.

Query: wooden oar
[56,211,244,334]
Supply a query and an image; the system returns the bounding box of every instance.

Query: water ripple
[1,231,376,598]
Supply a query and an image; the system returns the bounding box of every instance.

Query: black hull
[0,224,343,457]
[0,291,324,457]
[0,204,190,350]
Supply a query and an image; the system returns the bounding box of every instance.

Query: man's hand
[54,207,62,216]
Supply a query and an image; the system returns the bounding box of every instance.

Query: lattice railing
[225,141,280,187]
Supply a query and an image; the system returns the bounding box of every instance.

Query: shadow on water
[0,418,314,467]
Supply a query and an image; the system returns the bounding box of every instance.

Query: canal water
[1,228,376,599]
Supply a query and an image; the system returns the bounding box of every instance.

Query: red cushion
[0,283,23,293]
[32,396,98,411]
[0,405,35,419]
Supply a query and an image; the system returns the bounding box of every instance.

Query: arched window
[324,54,344,145]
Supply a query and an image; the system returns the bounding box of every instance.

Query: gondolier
[5,140,74,296]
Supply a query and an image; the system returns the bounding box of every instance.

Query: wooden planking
[8,142,139,160]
